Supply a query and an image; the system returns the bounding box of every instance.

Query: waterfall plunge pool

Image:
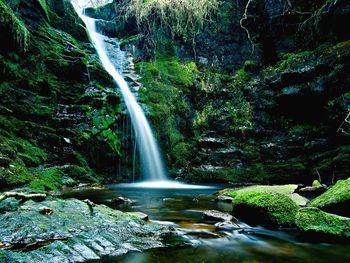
[62,183,350,263]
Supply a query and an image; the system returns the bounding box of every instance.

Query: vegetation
[296,207,350,238]
[124,0,219,40]
[0,0,30,51]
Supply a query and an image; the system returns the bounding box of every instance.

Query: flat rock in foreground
[0,197,183,262]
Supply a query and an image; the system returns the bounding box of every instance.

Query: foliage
[136,56,198,168]
[0,0,30,51]
[124,0,218,40]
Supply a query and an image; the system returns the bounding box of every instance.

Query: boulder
[229,191,299,228]
[111,196,135,205]
[215,195,234,203]
[310,178,350,217]
[0,197,182,261]
[223,184,308,206]
[296,207,350,240]
[202,210,234,223]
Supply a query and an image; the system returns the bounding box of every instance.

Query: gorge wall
[1,0,349,190]
[90,0,350,184]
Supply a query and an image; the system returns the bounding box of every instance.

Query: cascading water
[73,2,212,189]
[73,4,168,182]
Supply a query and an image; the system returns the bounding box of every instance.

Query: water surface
[63,184,350,263]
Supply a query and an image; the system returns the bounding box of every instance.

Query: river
[62,184,350,263]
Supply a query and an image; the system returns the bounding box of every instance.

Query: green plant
[0,0,30,51]
[124,0,218,41]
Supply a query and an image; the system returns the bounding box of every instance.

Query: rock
[296,207,350,239]
[222,184,298,196]
[0,198,182,262]
[127,212,149,221]
[203,210,234,223]
[39,206,53,215]
[198,137,226,148]
[111,196,135,205]
[297,186,327,195]
[310,178,350,217]
[214,221,241,231]
[222,184,308,206]
[215,195,234,203]
[229,191,299,228]
[288,193,309,207]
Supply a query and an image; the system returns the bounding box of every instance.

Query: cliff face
[0,0,349,189]
[0,0,125,190]
[93,0,350,184]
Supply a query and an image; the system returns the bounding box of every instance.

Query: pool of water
[62,184,350,263]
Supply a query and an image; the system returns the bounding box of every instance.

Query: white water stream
[73,3,212,189]
[73,4,168,182]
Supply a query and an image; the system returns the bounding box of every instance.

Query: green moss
[29,167,64,190]
[36,0,49,20]
[0,0,30,51]
[136,57,198,168]
[296,207,350,238]
[224,184,298,198]
[312,180,322,187]
[230,191,299,228]
[310,177,350,216]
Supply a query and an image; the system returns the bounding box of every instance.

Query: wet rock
[39,206,54,215]
[0,198,183,262]
[203,210,233,223]
[198,137,226,148]
[111,196,135,205]
[215,195,233,203]
[127,212,149,221]
[214,221,241,231]
[297,186,327,195]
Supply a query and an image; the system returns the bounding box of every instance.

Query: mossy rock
[310,177,350,217]
[229,191,299,228]
[296,207,350,240]
[312,180,322,187]
[223,184,308,206]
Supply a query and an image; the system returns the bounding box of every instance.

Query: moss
[0,0,30,51]
[230,191,299,228]
[296,207,350,238]
[224,184,298,197]
[312,180,322,187]
[36,0,49,20]
[136,57,198,169]
[310,177,350,217]
[29,167,64,191]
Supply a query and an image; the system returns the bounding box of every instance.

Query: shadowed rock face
[0,197,183,262]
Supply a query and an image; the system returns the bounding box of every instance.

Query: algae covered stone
[296,207,350,239]
[310,178,350,217]
[223,184,308,206]
[229,191,299,228]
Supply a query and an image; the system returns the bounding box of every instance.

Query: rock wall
[0,0,128,190]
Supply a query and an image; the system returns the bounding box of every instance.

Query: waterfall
[73,5,168,182]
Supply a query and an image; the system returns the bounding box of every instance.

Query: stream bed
[62,184,350,263]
